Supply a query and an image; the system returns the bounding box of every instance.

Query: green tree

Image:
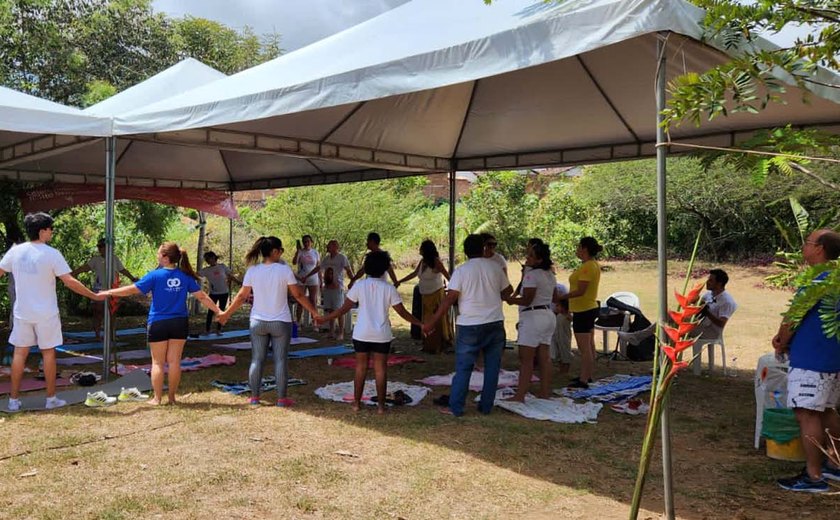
[461,171,537,260]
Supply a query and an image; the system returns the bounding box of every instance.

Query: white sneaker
[84,391,115,407]
[117,387,149,402]
[45,396,67,409]
[6,398,21,412]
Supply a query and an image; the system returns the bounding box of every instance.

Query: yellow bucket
[766,438,806,462]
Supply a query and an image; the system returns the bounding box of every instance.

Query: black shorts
[353,339,391,355]
[572,308,599,333]
[148,317,189,342]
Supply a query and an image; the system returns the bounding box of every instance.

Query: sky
[152,0,409,52]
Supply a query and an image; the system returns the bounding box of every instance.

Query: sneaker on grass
[6,398,21,412]
[777,471,829,493]
[84,391,116,408]
[45,396,67,409]
[823,462,840,482]
[117,387,149,402]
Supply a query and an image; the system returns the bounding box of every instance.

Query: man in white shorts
[773,229,840,493]
[0,213,104,412]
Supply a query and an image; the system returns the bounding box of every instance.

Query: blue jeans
[249,319,291,398]
[450,321,505,416]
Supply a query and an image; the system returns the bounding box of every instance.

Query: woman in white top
[318,250,423,414]
[396,240,452,353]
[218,236,320,407]
[292,234,321,329]
[504,240,557,400]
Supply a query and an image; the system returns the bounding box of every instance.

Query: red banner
[19,183,239,219]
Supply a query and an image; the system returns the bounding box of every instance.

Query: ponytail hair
[245,236,283,266]
[160,241,199,281]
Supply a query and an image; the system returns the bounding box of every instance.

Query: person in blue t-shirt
[773,229,840,493]
[100,242,221,405]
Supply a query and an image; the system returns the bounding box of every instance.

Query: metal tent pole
[448,170,456,271]
[102,136,117,383]
[656,33,675,519]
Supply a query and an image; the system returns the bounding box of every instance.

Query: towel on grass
[554,374,652,402]
[113,353,235,375]
[416,369,537,392]
[0,377,73,395]
[210,376,307,395]
[331,355,424,369]
[489,388,603,423]
[188,330,251,341]
[315,380,430,407]
[210,337,318,350]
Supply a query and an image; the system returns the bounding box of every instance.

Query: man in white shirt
[698,269,737,339]
[0,213,104,412]
[424,234,513,417]
[71,238,137,340]
[320,240,354,339]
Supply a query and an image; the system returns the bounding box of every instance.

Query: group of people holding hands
[2,211,604,416]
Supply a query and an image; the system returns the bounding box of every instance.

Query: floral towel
[416,369,538,392]
[491,388,603,423]
[315,380,430,407]
[555,374,652,402]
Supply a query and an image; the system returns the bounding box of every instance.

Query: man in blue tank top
[773,229,840,493]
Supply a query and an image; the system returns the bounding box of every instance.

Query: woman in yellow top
[565,237,602,389]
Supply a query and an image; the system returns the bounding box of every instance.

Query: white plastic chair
[594,291,640,354]
[691,336,727,375]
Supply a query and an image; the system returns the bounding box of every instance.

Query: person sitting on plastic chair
[697,269,737,339]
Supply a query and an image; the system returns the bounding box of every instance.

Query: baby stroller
[606,296,655,361]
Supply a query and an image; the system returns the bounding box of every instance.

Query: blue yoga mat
[63,327,147,340]
[5,341,128,354]
[287,345,353,359]
[188,329,251,341]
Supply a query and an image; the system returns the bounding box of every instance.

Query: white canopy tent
[3,1,840,513]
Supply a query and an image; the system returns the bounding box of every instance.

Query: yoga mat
[63,327,147,340]
[288,345,353,359]
[0,370,151,413]
[210,337,318,350]
[331,355,425,369]
[0,377,73,395]
[6,342,128,354]
[56,348,151,366]
[416,369,538,392]
[210,377,307,395]
[188,329,250,341]
[113,353,236,376]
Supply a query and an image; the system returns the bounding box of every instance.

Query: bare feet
[377,406,386,415]
[148,398,162,406]
[351,402,361,412]
[439,407,455,416]
[167,396,177,405]
[504,396,526,403]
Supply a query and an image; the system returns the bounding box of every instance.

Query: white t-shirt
[551,282,569,313]
[0,242,71,321]
[489,252,507,272]
[700,290,737,339]
[198,263,231,294]
[87,254,125,291]
[296,248,321,286]
[519,268,556,312]
[448,257,511,326]
[346,277,403,343]
[320,253,351,288]
[242,263,298,322]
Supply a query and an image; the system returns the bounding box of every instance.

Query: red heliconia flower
[674,282,705,309]
[662,345,677,363]
[668,310,684,325]
[681,305,704,318]
[668,360,689,376]
[673,339,694,354]
[677,321,696,336]
[662,325,681,344]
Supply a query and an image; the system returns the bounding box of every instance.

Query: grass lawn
[0,260,836,519]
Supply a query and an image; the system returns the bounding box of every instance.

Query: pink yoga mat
[331,355,425,369]
[113,353,236,376]
[0,377,73,395]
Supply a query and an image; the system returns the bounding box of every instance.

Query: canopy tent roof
[3,0,840,190]
[0,85,110,150]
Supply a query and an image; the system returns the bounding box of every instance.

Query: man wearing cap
[71,238,138,340]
